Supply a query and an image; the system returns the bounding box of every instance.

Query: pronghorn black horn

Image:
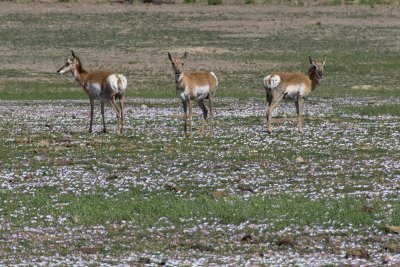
[71,50,76,58]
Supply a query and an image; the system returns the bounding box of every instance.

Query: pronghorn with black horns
[168,51,218,137]
[57,50,127,134]
[262,56,326,134]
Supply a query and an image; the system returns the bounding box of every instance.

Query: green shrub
[184,0,196,3]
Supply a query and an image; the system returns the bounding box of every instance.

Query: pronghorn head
[168,51,188,75]
[57,50,81,74]
[309,56,326,79]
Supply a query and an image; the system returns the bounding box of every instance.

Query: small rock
[141,104,148,109]
[79,247,97,254]
[238,184,254,193]
[107,174,119,180]
[277,236,295,247]
[362,204,374,214]
[295,156,305,163]
[164,183,182,192]
[241,234,253,242]
[345,248,370,259]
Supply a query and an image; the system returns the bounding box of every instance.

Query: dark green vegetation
[0,1,399,265]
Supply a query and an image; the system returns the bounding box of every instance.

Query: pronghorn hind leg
[89,96,95,133]
[119,95,125,133]
[208,96,213,137]
[110,96,122,134]
[296,96,305,134]
[100,101,107,133]
[197,99,208,137]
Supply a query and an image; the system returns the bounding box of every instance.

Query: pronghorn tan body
[262,56,326,134]
[57,51,127,133]
[168,52,218,137]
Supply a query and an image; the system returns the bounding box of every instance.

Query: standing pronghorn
[57,51,127,134]
[262,56,326,134]
[168,51,218,137]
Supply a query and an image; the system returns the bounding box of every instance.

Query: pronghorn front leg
[89,96,95,133]
[182,101,188,137]
[100,101,107,133]
[295,95,305,134]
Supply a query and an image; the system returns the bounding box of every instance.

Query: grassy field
[0,1,400,266]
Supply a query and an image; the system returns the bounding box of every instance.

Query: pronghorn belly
[106,74,128,95]
[86,83,104,100]
[193,85,209,100]
[284,84,306,99]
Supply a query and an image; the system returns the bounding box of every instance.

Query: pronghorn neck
[72,61,88,86]
[175,71,183,83]
[174,71,185,91]
[308,66,321,90]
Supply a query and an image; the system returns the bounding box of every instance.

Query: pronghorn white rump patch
[106,74,127,95]
[284,84,306,98]
[263,74,281,89]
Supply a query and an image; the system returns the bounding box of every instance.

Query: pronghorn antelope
[168,51,218,137]
[57,51,127,134]
[262,56,326,134]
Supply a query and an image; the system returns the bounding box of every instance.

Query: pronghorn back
[183,71,218,95]
[275,72,312,89]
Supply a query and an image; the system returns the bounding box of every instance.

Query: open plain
[0,1,400,266]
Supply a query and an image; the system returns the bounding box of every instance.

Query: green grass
[2,187,397,229]
[343,104,400,116]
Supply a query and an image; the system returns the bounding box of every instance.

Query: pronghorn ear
[322,55,326,66]
[168,52,173,61]
[309,56,315,66]
[182,51,188,59]
[71,50,77,58]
